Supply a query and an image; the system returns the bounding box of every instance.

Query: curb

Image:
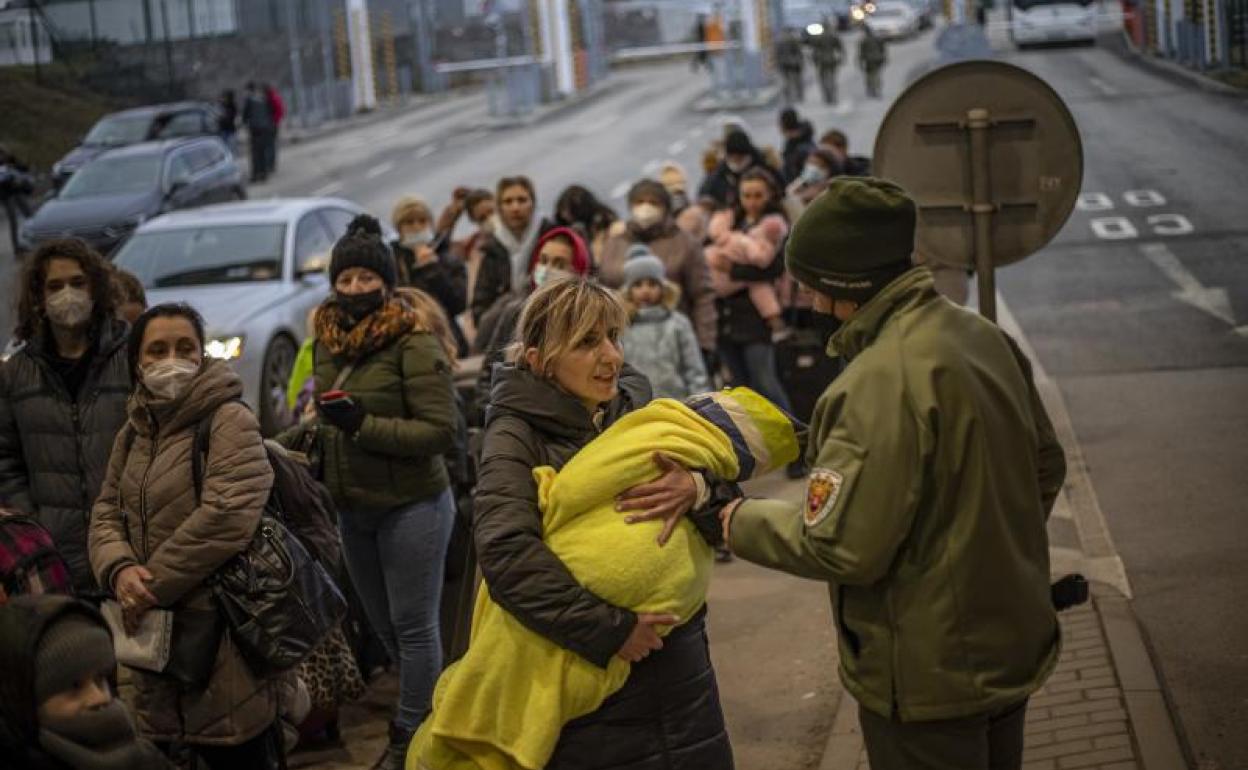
[473,78,626,130]
[1101,31,1246,98]
[693,84,781,112]
[1093,584,1191,770]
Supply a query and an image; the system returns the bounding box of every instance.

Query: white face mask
[631,203,664,228]
[800,164,829,185]
[533,264,573,287]
[45,287,94,329]
[401,229,434,248]
[726,157,751,174]
[142,358,199,401]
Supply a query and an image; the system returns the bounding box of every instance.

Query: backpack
[0,511,74,604]
[188,410,342,576]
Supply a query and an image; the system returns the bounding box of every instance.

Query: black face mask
[336,289,385,323]
[812,310,843,351]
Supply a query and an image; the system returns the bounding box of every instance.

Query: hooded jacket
[0,596,172,770]
[781,120,817,184]
[599,220,718,352]
[289,297,457,522]
[88,360,279,745]
[470,216,554,325]
[473,226,593,413]
[0,319,132,595]
[730,268,1066,722]
[473,364,734,769]
[619,284,709,400]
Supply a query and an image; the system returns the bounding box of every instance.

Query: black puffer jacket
[474,365,734,769]
[0,320,131,595]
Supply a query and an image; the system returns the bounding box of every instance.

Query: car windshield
[113,224,286,287]
[84,115,153,147]
[59,155,162,200]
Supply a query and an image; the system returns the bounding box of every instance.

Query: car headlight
[852,7,866,20]
[205,335,245,360]
[806,22,825,35]
[103,214,147,240]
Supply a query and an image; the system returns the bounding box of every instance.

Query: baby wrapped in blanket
[409,388,801,770]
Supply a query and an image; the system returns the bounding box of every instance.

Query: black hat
[779,107,800,131]
[34,611,114,705]
[725,130,754,157]
[786,177,917,303]
[329,214,397,289]
[627,179,672,211]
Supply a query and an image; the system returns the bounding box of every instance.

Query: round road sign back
[873,60,1083,268]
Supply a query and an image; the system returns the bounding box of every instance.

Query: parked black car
[20,137,245,256]
[51,102,221,189]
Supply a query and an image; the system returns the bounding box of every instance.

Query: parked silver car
[111,198,394,435]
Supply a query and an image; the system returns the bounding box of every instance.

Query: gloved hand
[317,394,367,437]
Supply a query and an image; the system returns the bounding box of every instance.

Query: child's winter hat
[622,245,666,290]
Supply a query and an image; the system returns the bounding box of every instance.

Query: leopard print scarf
[315,295,422,361]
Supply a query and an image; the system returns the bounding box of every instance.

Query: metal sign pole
[966,106,997,322]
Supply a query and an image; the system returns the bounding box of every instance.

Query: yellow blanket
[409,389,800,770]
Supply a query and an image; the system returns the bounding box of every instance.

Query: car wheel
[259,335,298,437]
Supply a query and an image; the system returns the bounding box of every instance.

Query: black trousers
[858,699,1028,770]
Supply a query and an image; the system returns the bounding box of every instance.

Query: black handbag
[165,605,224,691]
[212,515,347,677]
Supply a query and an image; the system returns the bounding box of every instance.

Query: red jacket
[266,87,286,126]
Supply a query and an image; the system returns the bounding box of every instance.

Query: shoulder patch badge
[805,468,845,528]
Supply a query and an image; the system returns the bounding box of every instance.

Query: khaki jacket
[89,360,277,745]
[731,269,1066,721]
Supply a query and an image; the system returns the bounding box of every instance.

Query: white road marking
[996,295,1133,597]
[1090,216,1138,240]
[642,160,660,174]
[415,144,438,159]
[1088,76,1119,97]
[667,139,687,155]
[611,181,631,200]
[311,182,343,197]
[1124,189,1166,207]
[833,98,854,115]
[1146,213,1193,236]
[1076,192,1115,212]
[1140,242,1244,333]
[365,161,395,179]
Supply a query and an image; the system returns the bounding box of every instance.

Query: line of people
[217,82,285,183]
[0,102,1055,770]
[774,26,889,105]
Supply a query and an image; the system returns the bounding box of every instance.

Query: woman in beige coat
[89,303,280,769]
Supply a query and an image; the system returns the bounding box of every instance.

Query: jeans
[339,488,455,731]
[719,341,793,415]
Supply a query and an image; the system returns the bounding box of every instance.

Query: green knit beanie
[785,177,917,303]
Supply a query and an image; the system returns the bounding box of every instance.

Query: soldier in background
[858,26,887,98]
[811,26,845,105]
[775,29,807,104]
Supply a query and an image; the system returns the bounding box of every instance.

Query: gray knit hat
[622,245,666,290]
[34,611,114,705]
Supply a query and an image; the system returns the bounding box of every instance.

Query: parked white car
[111,198,395,435]
[865,1,921,38]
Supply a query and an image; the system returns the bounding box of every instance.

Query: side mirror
[166,174,191,197]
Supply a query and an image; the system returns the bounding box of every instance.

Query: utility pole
[29,3,41,84]
[160,0,176,97]
[285,0,307,126]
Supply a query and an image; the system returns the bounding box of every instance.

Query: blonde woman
[473,278,734,769]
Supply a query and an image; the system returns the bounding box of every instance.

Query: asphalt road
[989,37,1248,770]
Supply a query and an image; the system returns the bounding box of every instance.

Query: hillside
[0,65,130,174]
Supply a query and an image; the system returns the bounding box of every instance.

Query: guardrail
[434,55,540,74]
[609,41,743,62]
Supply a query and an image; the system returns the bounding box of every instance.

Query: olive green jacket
[284,331,455,522]
[730,268,1066,722]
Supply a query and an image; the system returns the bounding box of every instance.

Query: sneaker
[714,545,734,563]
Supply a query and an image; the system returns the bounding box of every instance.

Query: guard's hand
[616,613,680,663]
[617,453,698,546]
